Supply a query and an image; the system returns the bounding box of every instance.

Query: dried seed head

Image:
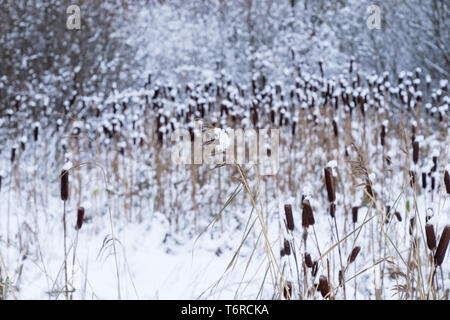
[284,239,291,256]
[34,125,39,141]
[352,207,359,224]
[409,217,416,236]
[425,224,436,251]
[412,141,419,164]
[329,203,336,218]
[302,200,315,228]
[280,249,285,257]
[60,170,69,201]
[284,204,294,231]
[318,276,329,298]
[444,170,450,195]
[422,172,427,189]
[380,125,386,146]
[434,225,450,266]
[365,181,375,199]
[324,167,336,203]
[348,246,361,264]
[11,147,16,163]
[338,269,344,286]
[304,253,313,268]
[332,120,338,137]
[283,281,293,299]
[76,207,85,230]
[394,211,402,222]
[409,170,416,188]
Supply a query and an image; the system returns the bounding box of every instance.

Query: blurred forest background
[0,0,448,112]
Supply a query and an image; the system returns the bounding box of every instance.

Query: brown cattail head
[284,239,291,256]
[304,253,313,268]
[394,211,402,222]
[422,172,427,189]
[76,207,85,230]
[425,224,436,251]
[338,269,344,286]
[409,170,416,188]
[444,170,450,195]
[330,203,336,218]
[318,276,329,298]
[365,181,375,199]
[434,225,450,266]
[34,125,39,141]
[284,204,294,231]
[60,170,69,201]
[332,120,338,137]
[11,147,16,163]
[352,207,359,224]
[302,199,315,228]
[280,249,285,257]
[412,141,419,164]
[324,167,336,203]
[283,281,293,299]
[380,125,385,146]
[409,217,416,236]
[348,246,361,264]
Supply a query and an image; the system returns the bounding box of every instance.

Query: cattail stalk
[60,170,69,299]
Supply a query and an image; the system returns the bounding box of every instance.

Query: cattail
[302,200,315,227]
[324,167,336,202]
[284,239,291,256]
[422,172,427,189]
[409,170,416,187]
[284,204,294,231]
[431,176,435,190]
[60,170,69,201]
[380,125,385,146]
[329,203,336,218]
[365,181,374,199]
[33,125,39,141]
[280,249,285,257]
[76,207,85,230]
[304,253,313,268]
[425,224,436,251]
[0,175,2,192]
[394,211,402,222]
[409,217,415,236]
[318,276,329,298]
[338,269,344,286]
[384,206,391,224]
[352,207,359,223]
[444,170,450,195]
[283,281,293,299]
[412,141,419,164]
[434,226,449,266]
[348,246,361,264]
[332,120,338,137]
[431,156,437,172]
[11,147,16,163]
